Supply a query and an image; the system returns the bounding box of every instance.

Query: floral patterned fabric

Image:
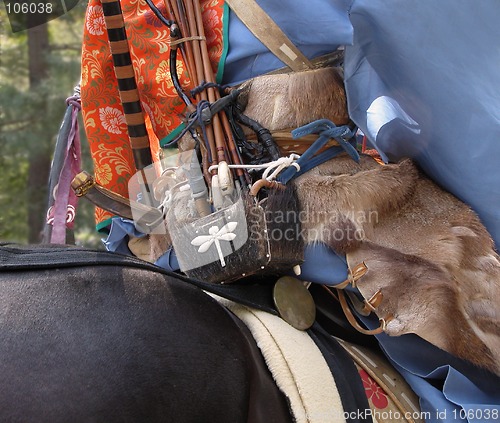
[81,0,226,230]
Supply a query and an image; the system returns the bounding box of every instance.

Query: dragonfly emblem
[191,222,238,267]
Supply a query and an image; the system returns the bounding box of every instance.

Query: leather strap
[225,0,313,72]
[264,51,345,75]
[328,261,368,290]
[323,286,386,336]
[71,171,163,228]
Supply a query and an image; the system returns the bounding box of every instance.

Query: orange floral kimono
[80,0,227,231]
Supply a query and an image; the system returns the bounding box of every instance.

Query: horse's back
[0,246,290,422]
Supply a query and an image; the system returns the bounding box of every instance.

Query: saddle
[217,290,423,423]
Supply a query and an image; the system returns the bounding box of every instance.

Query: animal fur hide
[292,155,500,376]
[237,66,349,130]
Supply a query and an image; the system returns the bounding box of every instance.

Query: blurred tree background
[0,0,102,247]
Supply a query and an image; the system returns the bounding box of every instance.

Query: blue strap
[277,119,360,184]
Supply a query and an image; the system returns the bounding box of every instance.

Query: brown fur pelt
[237,66,349,131]
[293,155,500,376]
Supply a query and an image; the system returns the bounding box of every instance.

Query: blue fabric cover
[297,243,348,286]
[222,0,353,84]
[344,0,500,250]
[154,247,179,272]
[103,218,180,271]
[359,314,500,423]
[102,218,145,256]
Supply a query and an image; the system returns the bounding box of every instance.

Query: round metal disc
[273,276,316,330]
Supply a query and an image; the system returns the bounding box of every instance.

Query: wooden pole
[100,0,156,208]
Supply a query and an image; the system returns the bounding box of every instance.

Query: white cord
[208,154,301,181]
[262,155,300,181]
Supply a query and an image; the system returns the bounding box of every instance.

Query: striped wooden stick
[100,0,153,171]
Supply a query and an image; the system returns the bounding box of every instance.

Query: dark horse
[0,243,369,423]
